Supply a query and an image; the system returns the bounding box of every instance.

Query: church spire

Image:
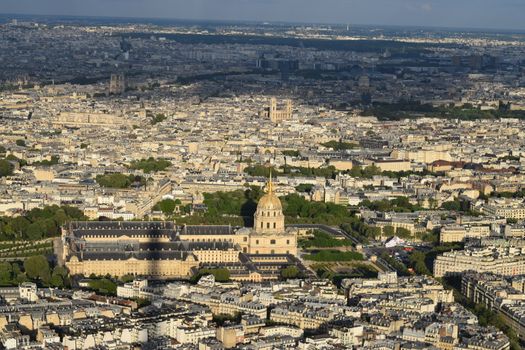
[268,169,273,194]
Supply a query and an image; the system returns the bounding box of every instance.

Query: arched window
[267,223,270,229]
[273,222,276,229]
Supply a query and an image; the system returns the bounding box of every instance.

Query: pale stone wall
[248,232,297,255]
[66,256,199,279]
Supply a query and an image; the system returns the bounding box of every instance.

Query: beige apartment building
[483,199,525,220]
[434,247,525,278]
[440,225,491,243]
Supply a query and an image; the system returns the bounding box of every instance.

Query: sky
[1,0,525,31]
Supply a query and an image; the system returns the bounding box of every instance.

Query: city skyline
[1,0,525,31]
[1,4,525,349]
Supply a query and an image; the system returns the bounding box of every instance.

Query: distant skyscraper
[109,73,126,95]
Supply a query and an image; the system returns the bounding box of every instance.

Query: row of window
[255,239,290,245]
[260,211,280,217]
[254,250,289,254]
[190,238,235,243]
[261,222,278,229]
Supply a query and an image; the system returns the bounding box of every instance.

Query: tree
[282,150,301,157]
[11,217,30,238]
[193,268,230,283]
[0,205,86,242]
[120,274,135,283]
[244,165,279,177]
[32,155,60,167]
[295,184,314,193]
[280,266,300,279]
[0,262,12,286]
[24,255,51,283]
[409,251,431,275]
[383,226,395,237]
[0,159,13,178]
[88,278,117,295]
[150,113,167,125]
[95,173,144,189]
[25,222,44,240]
[362,165,382,178]
[50,274,63,288]
[347,165,382,179]
[62,206,85,221]
[15,139,26,147]
[441,200,462,211]
[129,157,172,173]
[321,140,358,150]
[213,312,242,326]
[427,198,438,210]
[300,230,353,248]
[12,263,28,284]
[395,227,412,239]
[155,199,176,216]
[51,266,69,288]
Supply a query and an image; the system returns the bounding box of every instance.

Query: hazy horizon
[1,0,525,31]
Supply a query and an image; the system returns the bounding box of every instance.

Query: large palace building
[60,179,301,282]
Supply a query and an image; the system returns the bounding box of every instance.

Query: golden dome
[257,192,282,211]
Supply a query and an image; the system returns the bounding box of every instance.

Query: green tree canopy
[383,226,395,236]
[280,266,300,279]
[50,266,70,288]
[96,173,145,189]
[193,268,230,283]
[0,205,85,241]
[129,157,172,173]
[0,262,13,286]
[0,159,14,178]
[153,199,177,215]
[395,227,412,238]
[441,200,462,211]
[88,278,117,295]
[321,140,358,150]
[24,255,51,283]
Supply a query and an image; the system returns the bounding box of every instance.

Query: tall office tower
[109,73,126,95]
[268,98,292,123]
